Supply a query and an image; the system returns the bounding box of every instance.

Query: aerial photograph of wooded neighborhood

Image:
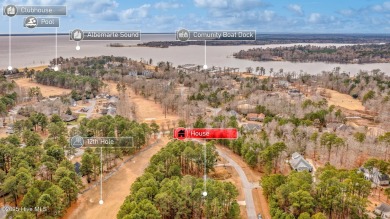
[1,0,390,219]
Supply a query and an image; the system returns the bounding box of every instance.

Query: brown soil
[105,81,179,126]
[211,160,247,218]
[318,88,383,131]
[14,77,71,97]
[0,129,7,138]
[209,166,232,180]
[62,136,169,219]
[320,88,365,111]
[236,72,269,80]
[18,65,48,72]
[368,187,390,212]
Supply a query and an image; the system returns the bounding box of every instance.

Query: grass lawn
[78,114,87,122]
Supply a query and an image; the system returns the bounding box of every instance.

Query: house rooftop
[292,152,301,159]
[290,152,313,171]
[227,110,239,117]
[242,123,262,132]
[377,203,390,213]
[61,114,78,122]
[374,168,390,181]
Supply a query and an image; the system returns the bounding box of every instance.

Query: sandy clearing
[232,72,270,80]
[0,129,7,138]
[14,77,71,97]
[105,81,180,126]
[127,89,179,125]
[18,65,48,72]
[321,88,365,111]
[368,188,390,212]
[62,136,169,219]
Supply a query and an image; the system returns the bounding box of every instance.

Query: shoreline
[3,45,390,74]
[17,65,48,72]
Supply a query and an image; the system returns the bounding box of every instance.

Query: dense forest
[0,76,17,116]
[0,114,80,218]
[233,44,390,64]
[263,158,390,218]
[117,140,241,219]
[34,70,102,94]
[77,115,152,184]
[0,114,150,218]
[262,164,371,218]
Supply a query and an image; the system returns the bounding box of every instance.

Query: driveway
[86,99,96,118]
[216,148,257,219]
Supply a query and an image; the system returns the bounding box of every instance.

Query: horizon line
[0,32,390,37]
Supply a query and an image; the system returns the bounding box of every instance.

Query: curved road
[216,148,257,219]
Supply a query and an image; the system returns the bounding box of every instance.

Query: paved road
[217,148,257,219]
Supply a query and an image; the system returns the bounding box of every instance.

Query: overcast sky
[1,0,390,34]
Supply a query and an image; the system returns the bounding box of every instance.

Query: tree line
[234,44,390,64]
[0,76,17,116]
[0,114,80,218]
[34,70,102,94]
[77,115,152,183]
[0,113,153,218]
[117,140,241,219]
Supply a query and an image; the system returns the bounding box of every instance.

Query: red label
[174,128,238,140]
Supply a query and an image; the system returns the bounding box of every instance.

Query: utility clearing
[321,88,365,111]
[14,77,71,97]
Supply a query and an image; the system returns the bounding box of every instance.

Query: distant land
[1,33,390,44]
[234,44,390,64]
[131,33,390,47]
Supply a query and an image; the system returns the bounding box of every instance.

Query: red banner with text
[174,128,238,140]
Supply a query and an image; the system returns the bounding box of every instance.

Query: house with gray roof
[375,203,390,219]
[290,152,313,172]
[358,167,390,186]
[373,169,390,186]
[61,114,78,123]
[242,123,262,133]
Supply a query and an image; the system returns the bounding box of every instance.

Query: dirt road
[62,136,169,219]
[64,81,178,219]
